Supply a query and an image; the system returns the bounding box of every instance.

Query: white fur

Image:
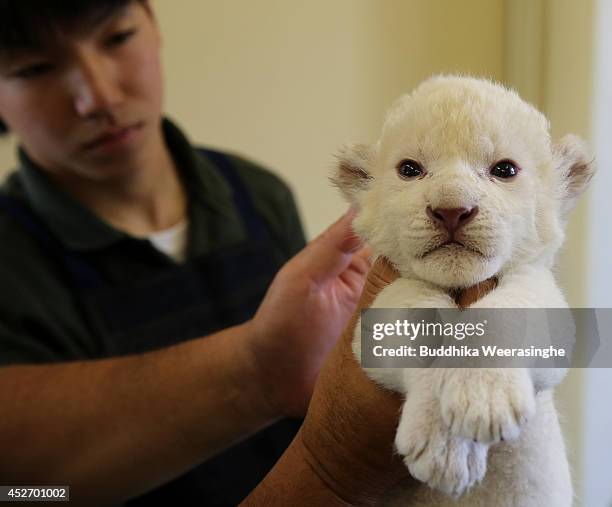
[336,76,594,506]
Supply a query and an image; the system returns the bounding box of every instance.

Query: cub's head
[333,75,594,289]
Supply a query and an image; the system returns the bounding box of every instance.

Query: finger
[320,208,368,255]
[352,245,374,269]
[338,253,371,293]
[337,257,399,349]
[300,209,366,283]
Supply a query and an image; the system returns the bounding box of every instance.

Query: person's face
[0,1,164,180]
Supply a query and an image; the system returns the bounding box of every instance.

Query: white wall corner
[583,1,612,507]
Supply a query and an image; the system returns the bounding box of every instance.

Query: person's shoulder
[0,172,63,281]
[196,147,306,257]
[0,168,26,197]
[197,147,299,216]
[0,172,32,241]
[210,149,294,199]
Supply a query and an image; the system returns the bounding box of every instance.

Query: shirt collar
[15,118,236,252]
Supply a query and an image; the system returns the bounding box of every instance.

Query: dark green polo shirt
[0,119,305,366]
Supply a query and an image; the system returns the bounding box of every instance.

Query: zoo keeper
[0,0,410,505]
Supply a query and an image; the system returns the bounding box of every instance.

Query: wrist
[239,319,285,422]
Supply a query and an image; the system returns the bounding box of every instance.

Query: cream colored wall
[153,0,504,237]
[0,134,16,178]
[543,0,596,310]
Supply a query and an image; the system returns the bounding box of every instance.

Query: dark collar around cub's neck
[449,277,499,309]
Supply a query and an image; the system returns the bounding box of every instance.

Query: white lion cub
[333,76,594,506]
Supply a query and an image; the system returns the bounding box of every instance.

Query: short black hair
[0,0,137,135]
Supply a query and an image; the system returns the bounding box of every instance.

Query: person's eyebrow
[0,50,25,71]
[81,4,134,35]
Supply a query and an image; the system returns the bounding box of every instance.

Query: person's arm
[0,323,275,505]
[0,210,371,506]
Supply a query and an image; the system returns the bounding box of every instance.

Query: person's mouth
[83,121,144,150]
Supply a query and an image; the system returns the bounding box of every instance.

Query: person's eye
[13,62,55,79]
[490,160,520,179]
[106,28,138,47]
[397,159,425,179]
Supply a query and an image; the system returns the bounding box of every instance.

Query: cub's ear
[331,143,375,206]
[553,135,595,216]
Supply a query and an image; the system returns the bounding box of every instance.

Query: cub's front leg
[395,369,489,497]
[353,278,489,496]
[437,266,569,445]
[437,368,536,444]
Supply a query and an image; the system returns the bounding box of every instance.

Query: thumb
[297,209,363,283]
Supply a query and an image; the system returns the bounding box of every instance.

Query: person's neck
[52,128,188,238]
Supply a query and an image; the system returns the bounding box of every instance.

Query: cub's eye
[397,159,424,179]
[490,160,520,179]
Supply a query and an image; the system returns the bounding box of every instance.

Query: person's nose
[70,52,124,119]
[426,206,479,236]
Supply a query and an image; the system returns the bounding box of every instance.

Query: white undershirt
[148,219,189,263]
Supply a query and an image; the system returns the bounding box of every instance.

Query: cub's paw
[439,369,536,443]
[395,394,488,497]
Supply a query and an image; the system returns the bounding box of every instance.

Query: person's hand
[247,209,372,417]
[293,257,416,503]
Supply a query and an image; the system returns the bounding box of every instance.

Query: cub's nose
[426,206,479,235]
